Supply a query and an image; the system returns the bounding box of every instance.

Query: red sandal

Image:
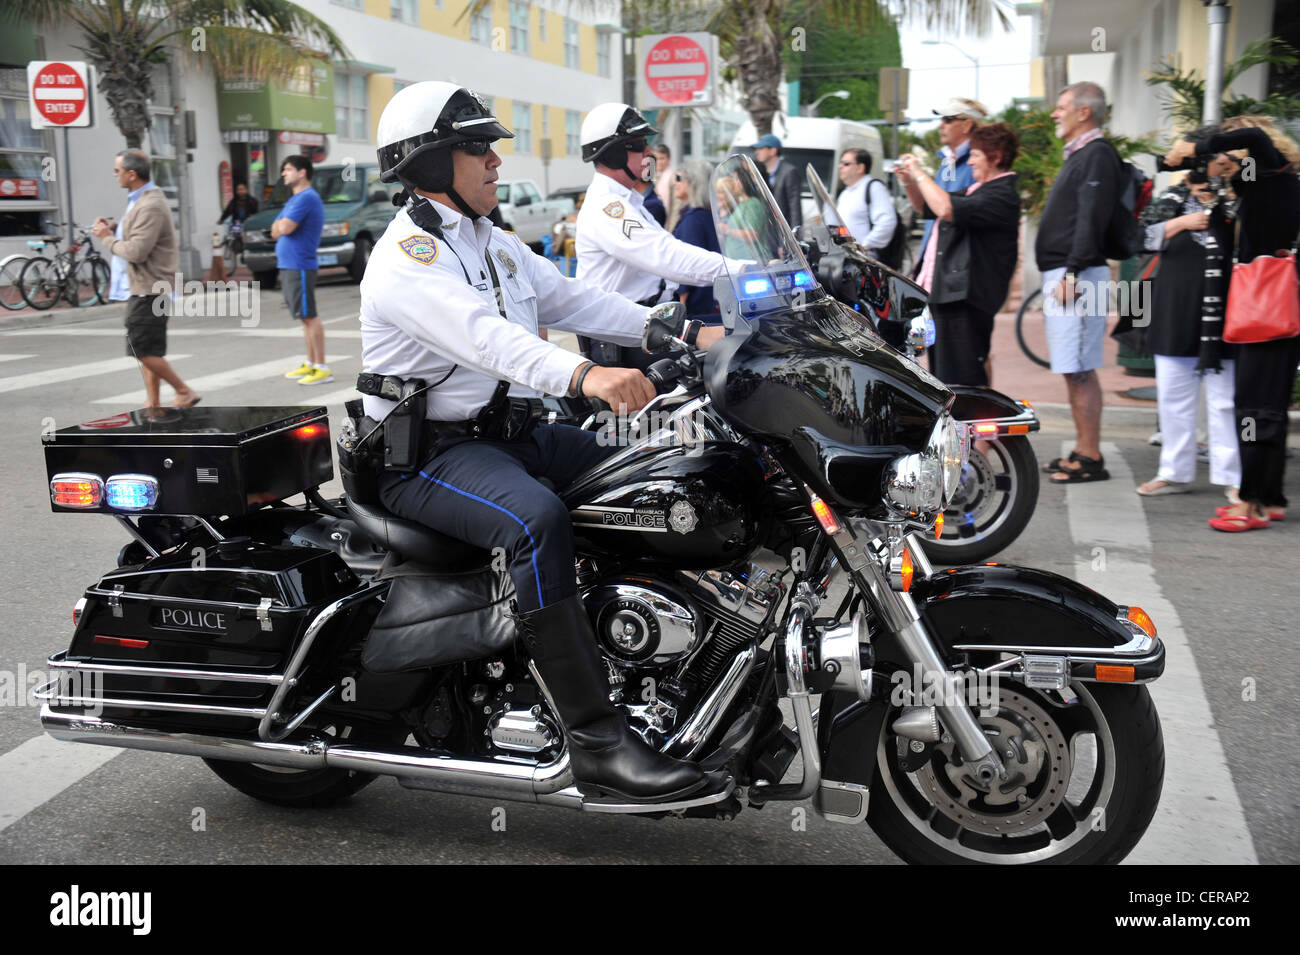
[1208,513,1271,532]
[1215,505,1285,521]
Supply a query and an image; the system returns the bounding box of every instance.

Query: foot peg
[581,773,736,814]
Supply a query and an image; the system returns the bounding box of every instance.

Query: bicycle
[219,220,245,274]
[0,237,56,311]
[1014,284,1052,369]
[19,226,110,311]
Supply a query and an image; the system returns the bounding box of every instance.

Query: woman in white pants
[1136,173,1240,496]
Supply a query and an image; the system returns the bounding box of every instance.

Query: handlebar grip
[645,358,683,393]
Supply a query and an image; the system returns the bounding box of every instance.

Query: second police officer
[575,103,736,369]
[360,82,727,806]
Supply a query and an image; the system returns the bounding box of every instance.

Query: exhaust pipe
[41,705,583,809]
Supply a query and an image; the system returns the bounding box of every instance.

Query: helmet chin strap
[445,185,481,221]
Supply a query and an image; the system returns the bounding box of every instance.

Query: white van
[729,116,886,224]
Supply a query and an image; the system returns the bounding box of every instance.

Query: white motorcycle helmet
[580,102,659,180]
[376,81,512,194]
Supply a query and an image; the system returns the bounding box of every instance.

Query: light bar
[51,472,104,509]
[105,474,160,511]
[742,277,774,297]
[294,424,324,439]
[972,423,998,436]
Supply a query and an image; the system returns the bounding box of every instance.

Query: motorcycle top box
[43,405,332,517]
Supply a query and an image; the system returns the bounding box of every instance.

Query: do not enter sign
[640,33,715,108]
[27,61,95,129]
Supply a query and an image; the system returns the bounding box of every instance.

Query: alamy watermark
[149,273,261,327]
[890,663,1001,716]
[0,664,102,716]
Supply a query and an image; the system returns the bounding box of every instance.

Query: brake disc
[912,688,1072,835]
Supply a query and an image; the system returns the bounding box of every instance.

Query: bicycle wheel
[1015,287,1052,369]
[74,256,110,306]
[0,256,28,310]
[19,256,60,310]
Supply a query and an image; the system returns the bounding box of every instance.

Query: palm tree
[623,0,1014,136]
[1145,37,1300,131]
[3,1,348,148]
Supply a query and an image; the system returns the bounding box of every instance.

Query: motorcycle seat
[345,495,493,571]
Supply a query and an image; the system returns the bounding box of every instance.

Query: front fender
[911,564,1165,682]
[947,384,1039,435]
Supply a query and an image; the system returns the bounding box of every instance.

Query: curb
[0,301,126,332]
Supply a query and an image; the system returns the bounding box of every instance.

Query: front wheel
[1015,287,1052,369]
[868,680,1164,864]
[920,435,1038,565]
[74,256,109,306]
[19,256,60,310]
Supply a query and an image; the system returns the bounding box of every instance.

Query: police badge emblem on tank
[669,499,698,535]
[399,234,438,265]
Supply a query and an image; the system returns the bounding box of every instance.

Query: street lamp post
[922,39,980,103]
[808,89,850,117]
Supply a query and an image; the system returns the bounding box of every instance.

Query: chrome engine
[580,562,785,747]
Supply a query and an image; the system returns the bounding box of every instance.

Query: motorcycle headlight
[928,413,967,502]
[882,414,966,520]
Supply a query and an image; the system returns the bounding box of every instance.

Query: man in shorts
[274,156,329,385]
[92,149,199,409]
[1035,82,1122,483]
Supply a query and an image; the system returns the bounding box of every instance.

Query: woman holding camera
[1165,116,1300,530]
[1135,169,1239,498]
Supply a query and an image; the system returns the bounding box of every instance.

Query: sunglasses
[839,160,857,167]
[941,115,968,123]
[453,140,494,156]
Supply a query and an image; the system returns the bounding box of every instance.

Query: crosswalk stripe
[92,353,353,405]
[0,735,121,835]
[1064,440,1257,864]
[0,353,36,363]
[3,328,363,340]
[0,355,192,396]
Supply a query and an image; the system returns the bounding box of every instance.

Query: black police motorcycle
[798,165,1041,564]
[35,156,1164,864]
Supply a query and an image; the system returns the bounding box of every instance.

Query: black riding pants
[1234,334,1300,507]
[378,424,616,612]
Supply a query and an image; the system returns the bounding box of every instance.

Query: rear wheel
[867,680,1164,864]
[0,256,28,310]
[19,256,60,310]
[203,720,394,808]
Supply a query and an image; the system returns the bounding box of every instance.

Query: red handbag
[1223,250,1300,343]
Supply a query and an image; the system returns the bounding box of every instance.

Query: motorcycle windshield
[710,155,823,318]
[805,164,846,231]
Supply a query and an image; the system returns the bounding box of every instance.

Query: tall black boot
[516,596,709,803]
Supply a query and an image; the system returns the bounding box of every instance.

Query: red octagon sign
[31,62,88,126]
[643,35,710,105]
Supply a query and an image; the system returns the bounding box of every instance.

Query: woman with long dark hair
[1165,116,1300,530]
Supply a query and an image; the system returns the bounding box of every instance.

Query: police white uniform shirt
[841,177,898,253]
[360,198,649,422]
[576,171,733,303]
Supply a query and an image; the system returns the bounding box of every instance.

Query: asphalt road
[0,279,1294,865]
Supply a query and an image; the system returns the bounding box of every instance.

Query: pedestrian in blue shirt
[274,156,330,385]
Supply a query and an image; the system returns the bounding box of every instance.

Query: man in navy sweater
[1035,82,1122,483]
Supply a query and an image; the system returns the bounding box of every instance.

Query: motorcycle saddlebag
[362,555,517,672]
[53,542,367,731]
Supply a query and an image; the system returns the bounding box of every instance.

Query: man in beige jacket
[92,149,199,409]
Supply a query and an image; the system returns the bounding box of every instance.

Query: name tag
[473,282,490,292]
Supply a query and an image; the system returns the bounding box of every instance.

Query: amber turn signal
[1095,664,1135,683]
[1126,606,1157,638]
[934,512,944,540]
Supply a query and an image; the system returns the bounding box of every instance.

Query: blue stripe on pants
[415,470,545,609]
[300,269,308,318]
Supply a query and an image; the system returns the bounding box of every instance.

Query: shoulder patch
[399,234,438,265]
[603,201,624,219]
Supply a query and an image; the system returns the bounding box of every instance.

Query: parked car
[496,179,574,249]
[241,164,400,287]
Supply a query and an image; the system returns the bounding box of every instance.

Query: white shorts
[1042,265,1110,374]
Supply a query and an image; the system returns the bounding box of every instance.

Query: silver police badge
[669,499,698,535]
[495,247,517,278]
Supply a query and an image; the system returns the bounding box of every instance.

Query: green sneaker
[284,361,314,379]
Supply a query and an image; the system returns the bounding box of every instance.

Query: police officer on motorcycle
[361,82,724,805]
[576,103,734,369]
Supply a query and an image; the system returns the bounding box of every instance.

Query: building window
[539,10,546,43]
[391,0,418,24]
[565,110,580,155]
[334,73,369,141]
[0,69,56,235]
[597,33,611,78]
[147,65,179,204]
[564,20,580,69]
[510,2,530,54]
[513,101,532,154]
[541,108,549,145]
[471,3,492,45]
[331,0,363,9]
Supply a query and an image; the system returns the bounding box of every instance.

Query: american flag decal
[196,467,219,484]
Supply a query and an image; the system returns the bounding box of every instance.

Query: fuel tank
[562,441,766,568]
